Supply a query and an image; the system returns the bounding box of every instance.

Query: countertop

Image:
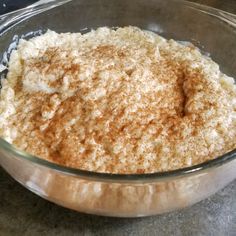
[0,1,236,235]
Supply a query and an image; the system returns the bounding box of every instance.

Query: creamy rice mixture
[0,26,236,173]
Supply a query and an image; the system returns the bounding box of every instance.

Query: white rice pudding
[0,26,236,173]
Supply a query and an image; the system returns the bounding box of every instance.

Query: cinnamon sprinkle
[0,26,236,173]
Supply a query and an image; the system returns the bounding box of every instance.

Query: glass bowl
[0,0,236,217]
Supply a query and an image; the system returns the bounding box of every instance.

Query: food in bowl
[0,26,236,174]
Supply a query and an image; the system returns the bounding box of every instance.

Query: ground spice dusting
[0,26,236,173]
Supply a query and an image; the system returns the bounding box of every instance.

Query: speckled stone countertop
[0,1,236,235]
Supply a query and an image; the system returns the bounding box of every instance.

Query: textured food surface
[0,26,236,173]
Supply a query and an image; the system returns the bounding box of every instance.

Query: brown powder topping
[1,27,236,173]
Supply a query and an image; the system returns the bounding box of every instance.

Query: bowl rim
[0,138,236,182]
[0,0,236,183]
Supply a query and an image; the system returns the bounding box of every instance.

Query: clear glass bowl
[0,0,236,217]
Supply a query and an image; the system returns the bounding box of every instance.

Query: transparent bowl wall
[0,0,236,217]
